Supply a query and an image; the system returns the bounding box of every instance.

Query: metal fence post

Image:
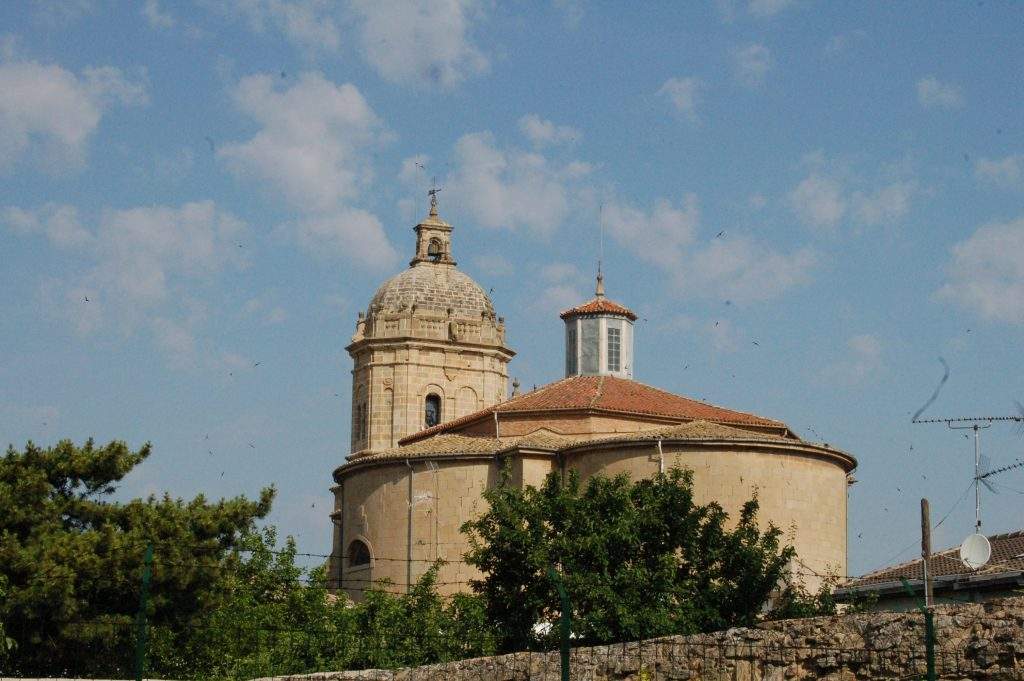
[899,577,935,681]
[134,543,154,681]
[547,566,570,681]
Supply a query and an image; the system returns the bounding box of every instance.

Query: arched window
[427,238,443,262]
[348,539,371,567]
[425,393,442,428]
[352,401,367,443]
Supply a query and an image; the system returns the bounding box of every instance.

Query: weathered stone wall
[258,596,1024,680]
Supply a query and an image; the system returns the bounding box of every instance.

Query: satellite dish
[959,533,991,570]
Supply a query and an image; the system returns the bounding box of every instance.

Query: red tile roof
[842,530,1024,589]
[560,297,637,321]
[399,375,789,444]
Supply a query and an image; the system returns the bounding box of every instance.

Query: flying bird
[84,296,89,302]
[752,341,759,346]
[253,361,260,367]
[715,231,725,238]
[248,442,255,449]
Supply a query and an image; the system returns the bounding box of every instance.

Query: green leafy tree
[0,439,273,677]
[462,467,797,652]
[193,539,495,679]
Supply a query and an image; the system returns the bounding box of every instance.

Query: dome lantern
[560,268,636,379]
[410,187,455,267]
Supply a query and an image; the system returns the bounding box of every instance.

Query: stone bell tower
[344,193,515,453]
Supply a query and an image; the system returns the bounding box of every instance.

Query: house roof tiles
[560,297,638,320]
[400,375,788,445]
[842,530,1024,589]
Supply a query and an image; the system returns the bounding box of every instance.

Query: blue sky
[2,0,1023,577]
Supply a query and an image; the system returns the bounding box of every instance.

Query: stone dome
[368,263,495,320]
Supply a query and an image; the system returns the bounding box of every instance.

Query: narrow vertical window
[425,394,442,428]
[607,327,621,372]
[565,325,577,375]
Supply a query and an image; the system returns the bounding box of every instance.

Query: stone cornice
[346,335,515,359]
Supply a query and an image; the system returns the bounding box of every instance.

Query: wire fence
[8,538,1024,679]
[6,614,1022,680]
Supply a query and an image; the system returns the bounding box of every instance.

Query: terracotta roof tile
[339,434,504,471]
[497,430,574,453]
[400,375,788,445]
[842,530,1024,588]
[575,420,798,448]
[560,297,637,321]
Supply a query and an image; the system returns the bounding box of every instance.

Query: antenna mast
[914,414,1024,533]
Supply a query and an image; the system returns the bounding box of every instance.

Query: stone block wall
[258,596,1024,680]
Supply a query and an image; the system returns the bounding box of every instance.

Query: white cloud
[553,0,584,28]
[657,77,702,120]
[243,296,288,325]
[789,174,845,232]
[824,30,867,56]
[399,154,430,186]
[518,114,581,147]
[734,43,771,87]
[789,153,918,233]
[446,132,589,235]
[472,254,514,277]
[142,0,176,29]
[2,203,92,248]
[852,181,915,227]
[937,216,1024,324]
[151,317,196,367]
[748,0,794,17]
[351,0,488,87]
[689,236,817,303]
[218,0,488,87]
[31,0,95,27]
[821,334,883,386]
[220,72,397,268]
[0,60,147,172]
[220,72,383,211]
[540,262,581,284]
[224,0,341,52]
[603,194,816,304]
[0,34,22,61]
[290,208,397,266]
[16,200,247,345]
[92,201,246,305]
[603,195,699,271]
[917,76,964,109]
[704,318,738,353]
[525,260,587,314]
[975,155,1023,190]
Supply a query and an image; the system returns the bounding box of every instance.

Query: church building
[329,196,856,599]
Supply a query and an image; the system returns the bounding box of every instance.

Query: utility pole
[921,498,934,608]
